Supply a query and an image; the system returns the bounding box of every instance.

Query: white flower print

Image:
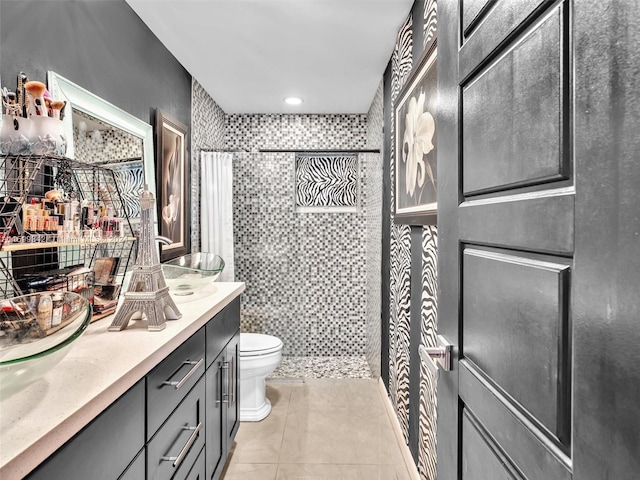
[402,91,435,198]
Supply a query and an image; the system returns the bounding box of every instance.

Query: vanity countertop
[0,282,245,480]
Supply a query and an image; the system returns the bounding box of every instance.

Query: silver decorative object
[109,187,181,332]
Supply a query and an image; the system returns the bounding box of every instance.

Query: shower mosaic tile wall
[225,114,367,152]
[227,114,369,356]
[190,80,227,252]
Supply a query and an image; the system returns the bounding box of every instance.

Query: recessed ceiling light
[284,96,303,105]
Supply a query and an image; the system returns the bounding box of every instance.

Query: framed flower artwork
[155,109,190,262]
[394,43,437,225]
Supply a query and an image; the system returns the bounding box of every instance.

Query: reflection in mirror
[72,110,144,219]
[47,71,156,232]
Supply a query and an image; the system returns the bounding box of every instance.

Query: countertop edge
[1,282,245,480]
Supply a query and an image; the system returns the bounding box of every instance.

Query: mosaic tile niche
[228,114,369,356]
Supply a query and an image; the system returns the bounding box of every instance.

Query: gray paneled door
[436,1,640,479]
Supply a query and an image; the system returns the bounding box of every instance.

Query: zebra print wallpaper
[295,154,358,208]
[424,0,437,50]
[386,1,439,479]
[109,160,144,219]
[419,227,438,480]
[389,12,414,446]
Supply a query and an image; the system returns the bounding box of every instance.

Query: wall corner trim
[377,378,422,480]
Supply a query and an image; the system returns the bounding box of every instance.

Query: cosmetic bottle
[80,200,89,229]
[51,293,63,327]
[37,293,53,331]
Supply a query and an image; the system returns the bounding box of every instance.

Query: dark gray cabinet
[224,332,240,449]
[148,377,205,480]
[205,298,240,480]
[119,451,145,480]
[28,380,145,480]
[26,297,241,480]
[205,331,240,480]
[147,328,206,440]
[184,447,205,480]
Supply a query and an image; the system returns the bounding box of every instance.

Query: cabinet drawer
[147,328,206,438]
[206,297,240,368]
[118,449,145,480]
[28,380,145,480]
[147,377,205,480]
[182,446,205,480]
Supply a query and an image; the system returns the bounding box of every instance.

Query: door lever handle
[419,335,453,377]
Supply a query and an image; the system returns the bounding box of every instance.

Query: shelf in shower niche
[0,237,137,252]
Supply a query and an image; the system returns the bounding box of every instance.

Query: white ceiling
[125,0,413,114]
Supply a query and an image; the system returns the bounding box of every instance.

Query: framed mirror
[47,71,157,232]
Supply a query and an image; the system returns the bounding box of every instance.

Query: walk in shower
[226,151,382,379]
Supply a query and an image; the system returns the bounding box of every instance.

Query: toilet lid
[240,333,283,356]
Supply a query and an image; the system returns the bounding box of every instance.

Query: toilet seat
[240,333,283,357]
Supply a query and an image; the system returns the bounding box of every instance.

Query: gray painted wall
[0,0,191,151]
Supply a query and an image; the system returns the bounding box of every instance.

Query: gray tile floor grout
[221,374,411,480]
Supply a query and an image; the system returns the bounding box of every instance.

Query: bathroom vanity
[0,282,244,480]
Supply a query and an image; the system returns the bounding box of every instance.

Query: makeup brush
[7,93,19,116]
[24,81,47,117]
[58,101,67,121]
[18,72,28,118]
[1,88,20,117]
[50,100,65,120]
[45,98,52,117]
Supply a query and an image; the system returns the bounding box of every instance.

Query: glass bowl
[0,291,91,396]
[162,253,225,296]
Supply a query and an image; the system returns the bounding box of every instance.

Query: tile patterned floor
[268,356,373,379]
[221,379,410,480]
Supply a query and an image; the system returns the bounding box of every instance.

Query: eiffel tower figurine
[109,187,181,332]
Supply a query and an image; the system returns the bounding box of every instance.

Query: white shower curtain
[200,151,235,282]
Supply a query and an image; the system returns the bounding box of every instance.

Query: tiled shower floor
[268,356,372,379]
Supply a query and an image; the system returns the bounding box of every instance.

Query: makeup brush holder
[0,115,66,156]
[0,114,32,155]
[30,116,66,155]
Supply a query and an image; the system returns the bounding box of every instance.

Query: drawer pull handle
[228,356,234,404]
[217,362,230,405]
[161,422,203,469]
[163,358,204,390]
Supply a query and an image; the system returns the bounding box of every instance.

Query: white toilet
[239,333,283,422]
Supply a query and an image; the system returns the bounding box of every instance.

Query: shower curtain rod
[258,149,381,154]
[199,148,381,154]
[199,149,249,153]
